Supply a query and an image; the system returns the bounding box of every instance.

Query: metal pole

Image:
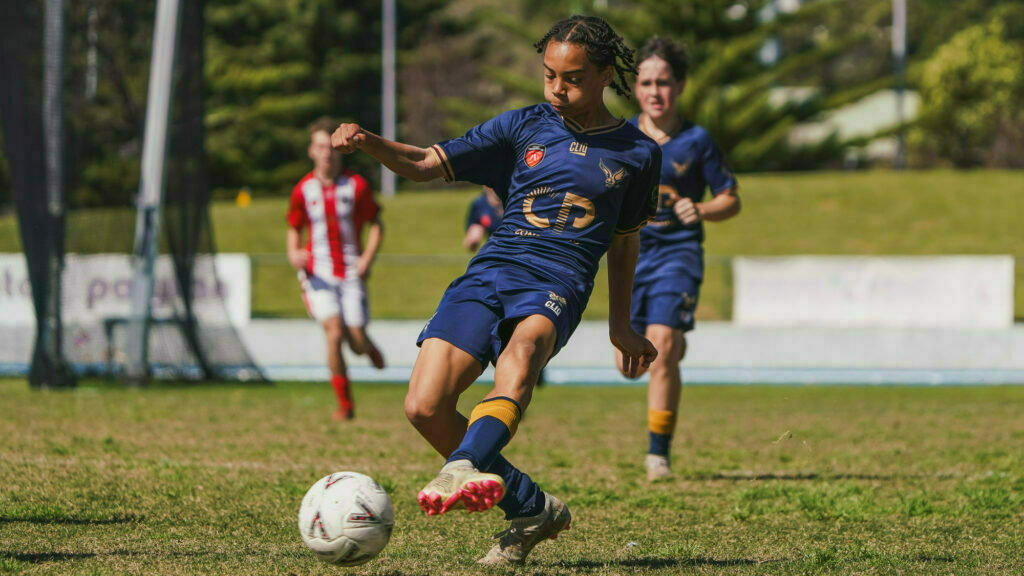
[42,0,71,388]
[124,0,182,383]
[892,0,906,170]
[381,0,397,198]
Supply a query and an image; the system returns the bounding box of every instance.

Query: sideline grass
[1,379,1022,575]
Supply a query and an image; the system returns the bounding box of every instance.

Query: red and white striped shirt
[287,170,381,281]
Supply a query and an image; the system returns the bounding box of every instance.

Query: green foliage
[911,14,1024,167]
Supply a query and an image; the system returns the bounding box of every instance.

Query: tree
[911,8,1024,167]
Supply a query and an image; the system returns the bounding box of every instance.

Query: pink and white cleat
[417,459,505,516]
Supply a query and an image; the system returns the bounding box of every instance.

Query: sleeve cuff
[429,144,455,183]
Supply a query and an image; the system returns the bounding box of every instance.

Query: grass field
[2,379,1022,575]
[0,170,1022,319]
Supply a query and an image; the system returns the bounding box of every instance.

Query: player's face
[542,41,612,119]
[308,130,341,177]
[635,56,684,122]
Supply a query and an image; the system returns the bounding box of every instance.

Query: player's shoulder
[678,121,717,147]
[616,120,661,163]
[292,171,316,195]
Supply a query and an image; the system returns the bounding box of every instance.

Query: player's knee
[347,332,369,354]
[403,388,446,428]
[324,323,344,347]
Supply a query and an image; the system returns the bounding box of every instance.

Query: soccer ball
[298,471,395,566]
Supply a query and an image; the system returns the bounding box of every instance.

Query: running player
[623,37,741,480]
[462,186,503,251]
[331,15,659,565]
[287,117,387,422]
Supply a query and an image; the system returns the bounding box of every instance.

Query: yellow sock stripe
[469,397,522,438]
[648,409,677,436]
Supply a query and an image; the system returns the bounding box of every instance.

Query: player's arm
[286,227,309,271]
[358,218,384,280]
[675,186,741,225]
[606,231,657,378]
[331,123,443,182]
[463,223,486,252]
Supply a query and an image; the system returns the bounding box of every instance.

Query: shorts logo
[545,300,562,316]
[681,292,696,311]
[525,144,546,168]
[545,291,566,316]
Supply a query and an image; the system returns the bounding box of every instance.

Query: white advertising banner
[733,256,1015,329]
[0,253,250,327]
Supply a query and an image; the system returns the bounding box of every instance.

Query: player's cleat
[367,345,386,370]
[417,459,505,516]
[477,493,571,565]
[645,453,672,481]
[332,407,354,421]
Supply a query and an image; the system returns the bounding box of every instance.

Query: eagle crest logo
[599,158,626,189]
[671,161,689,176]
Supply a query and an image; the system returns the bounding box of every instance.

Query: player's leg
[340,277,385,369]
[641,277,699,479]
[462,315,570,565]
[302,273,354,420]
[645,324,686,479]
[322,315,354,421]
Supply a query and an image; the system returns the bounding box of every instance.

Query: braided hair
[637,36,689,82]
[534,15,637,99]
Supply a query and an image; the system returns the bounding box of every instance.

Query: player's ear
[601,66,613,87]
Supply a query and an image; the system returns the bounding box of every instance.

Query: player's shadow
[0,513,141,525]
[558,556,770,569]
[0,551,97,562]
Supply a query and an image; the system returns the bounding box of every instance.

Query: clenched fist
[674,197,702,225]
[331,123,366,154]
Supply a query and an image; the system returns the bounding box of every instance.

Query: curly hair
[534,15,637,99]
[637,36,689,82]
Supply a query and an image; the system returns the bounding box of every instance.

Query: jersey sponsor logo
[671,160,689,176]
[568,141,588,157]
[659,184,681,210]
[522,187,595,233]
[525,143,546,168]
[599,158,626,189]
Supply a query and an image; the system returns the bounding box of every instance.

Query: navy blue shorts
[417,262,583,368]
[630,273,701,334]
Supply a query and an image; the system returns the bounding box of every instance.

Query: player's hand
[610,327,657,379]
[357,256,373,280]
[287,249,310,271]
[331,123,366,154]
[674,198,702,226]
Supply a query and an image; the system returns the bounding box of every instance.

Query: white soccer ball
[298,471,395,566]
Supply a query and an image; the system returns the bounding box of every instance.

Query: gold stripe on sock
[648,409,677,436]
[469,398,522,438]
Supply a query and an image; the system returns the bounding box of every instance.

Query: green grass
[1,379,1022,575]
[1,170,1022,319]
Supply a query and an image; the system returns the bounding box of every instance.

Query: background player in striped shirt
[287,118,386,421]
[331,15,659,565]
[623,37,741,480]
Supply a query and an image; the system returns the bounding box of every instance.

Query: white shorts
[300,271,368,327]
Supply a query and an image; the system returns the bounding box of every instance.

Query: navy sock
[649,431,672,457]
[487,455,545,520]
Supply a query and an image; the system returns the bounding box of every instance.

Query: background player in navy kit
[331,15,659,565]
[621,37,741,480]
[463,186,503,251]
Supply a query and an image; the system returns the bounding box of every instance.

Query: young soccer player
[287,118,387,421]
[462,186,503,251]
[622,37,741,480]
[332,15,660,564]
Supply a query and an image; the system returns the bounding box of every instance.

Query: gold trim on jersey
[430,144,454,182]
[561,115,627,135]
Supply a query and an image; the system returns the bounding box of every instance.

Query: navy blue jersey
[465,193,502,235]
[431,104,660,302]
[629,118,736,280]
